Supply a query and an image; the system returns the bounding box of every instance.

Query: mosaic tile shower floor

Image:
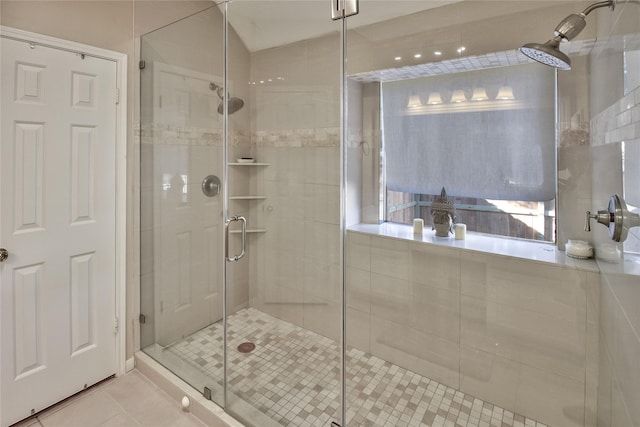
[163,307,548,427]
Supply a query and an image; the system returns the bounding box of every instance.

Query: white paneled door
[0,37,117,426]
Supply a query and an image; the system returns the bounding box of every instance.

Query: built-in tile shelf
[228,163,268,234]
[229,195,267,200]
[349,222,599,271]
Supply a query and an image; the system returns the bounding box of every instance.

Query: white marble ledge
[596,252,640,276]
[348,222,600,273]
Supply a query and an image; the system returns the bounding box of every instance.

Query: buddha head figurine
[430,187,456,237]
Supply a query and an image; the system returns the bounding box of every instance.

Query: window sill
[347,222,600,273]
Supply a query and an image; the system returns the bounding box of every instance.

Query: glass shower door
[224,1,344,425]
[139,5,227,406]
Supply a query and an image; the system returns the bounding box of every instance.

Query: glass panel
[139,5,226,406]
[225,1,343,425]
[345,2,597,427]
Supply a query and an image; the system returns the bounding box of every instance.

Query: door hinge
[139,313,146,324]
[114,316,120,335]
[115,88,120,105]
[331,0,358,20]
[139,60,146,70]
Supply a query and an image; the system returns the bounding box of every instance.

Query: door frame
[0,26,128,376]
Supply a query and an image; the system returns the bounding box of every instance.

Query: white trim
[125,357,135,373]
[0,26,128,377]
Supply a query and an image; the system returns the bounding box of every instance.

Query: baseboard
[125,357,135,373]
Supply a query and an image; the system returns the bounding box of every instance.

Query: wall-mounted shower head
[519,0,615,70]
[222,97,245,115]
[209,82,245,115]
[520,37,572,70]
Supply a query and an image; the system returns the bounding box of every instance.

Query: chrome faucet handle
[584,209,612,232]
[584,211,596,232]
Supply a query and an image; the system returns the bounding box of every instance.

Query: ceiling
[225,0,462,52]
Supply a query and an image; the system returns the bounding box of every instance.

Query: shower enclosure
[139,1,635,426]
[140,3,342,425]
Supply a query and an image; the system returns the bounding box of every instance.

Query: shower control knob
[585,194,640,242]
[0,248,8,262]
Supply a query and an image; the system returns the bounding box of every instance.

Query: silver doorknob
[0,248,8,262]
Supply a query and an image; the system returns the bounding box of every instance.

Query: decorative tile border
[253,127,340,148]
[139,122,341,148]
[138,123,251,147]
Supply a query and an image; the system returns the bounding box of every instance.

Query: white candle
[454,223,466,240]
[413,218,424,234]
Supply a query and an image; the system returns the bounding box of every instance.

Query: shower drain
[237,342,256,353]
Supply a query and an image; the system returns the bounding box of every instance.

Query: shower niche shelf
[228,161,268,236]
[229,195,267,200]
[227,162,270,166]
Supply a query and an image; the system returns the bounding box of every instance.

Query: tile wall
[346,230,600,427]
[244,30,343,341]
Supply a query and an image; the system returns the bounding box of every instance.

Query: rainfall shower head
[220,96,244,115]
[520,37,572,70]
[209,82,244,115]
[519,0,615,70]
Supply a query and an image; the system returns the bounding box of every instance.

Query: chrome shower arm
[555,0,614,42]
[582,0,615,16]
[209,82,225,100]
[521,0,616,69]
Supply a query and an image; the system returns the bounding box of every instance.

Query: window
[382,63,557,242]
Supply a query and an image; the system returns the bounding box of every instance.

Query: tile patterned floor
[161,307,549,427]
[11,370,206,427]
[160,308,545,427]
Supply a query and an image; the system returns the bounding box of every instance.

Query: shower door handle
[225,216,246,262]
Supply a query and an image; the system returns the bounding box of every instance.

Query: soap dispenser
[585,194,640,242]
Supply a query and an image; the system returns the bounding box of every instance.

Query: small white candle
[181,396,191,410]
[413,218,424,234]
[454,223,466,240]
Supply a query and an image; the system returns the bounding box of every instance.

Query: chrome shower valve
[585,194,640,242]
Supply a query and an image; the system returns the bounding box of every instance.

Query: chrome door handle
[0,248,8,262]
[225,216,246,262]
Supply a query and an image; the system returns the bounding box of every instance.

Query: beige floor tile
[31,385,104,422]
[102,371,207,427]
[96,413,142,427]
[38,390,123,427]
[21,372,206,427]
